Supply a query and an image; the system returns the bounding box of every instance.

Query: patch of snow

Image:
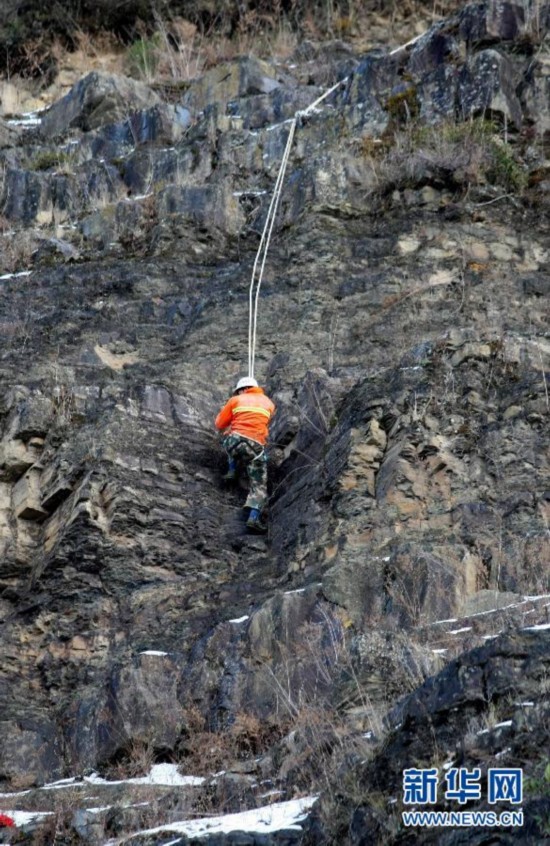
[524,623,550,631]
[7,116,41,126]
[9,810,54,826]
[43,776,79,790]
[442,760,455,770]
[448,627,472,635]
[228,615,249,624]
[515,701,534,707]
[85,764,204,788]
[432,649,447,654]
[432,618,457,625]
[524,593,550,601]
[140,650,168,656]
[0,270,32,281]
[478,720,512,736]
[482,634,500,640]
[104,796,318,844]
[363,731,373,739]
[495,747,511,759]
[0,789,31,798]
[260,790,284,799]
[233,190,268,197]
[284,588,306,595]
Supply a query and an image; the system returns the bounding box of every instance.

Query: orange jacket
[215,386,275,446]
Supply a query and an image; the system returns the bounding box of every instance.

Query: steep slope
[0,1,548,843]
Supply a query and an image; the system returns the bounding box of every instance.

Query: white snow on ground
[233,190,268,197]
[86,763,204,787]
[139,650,169,656]
[6,810,53,826]
[432,618,457,625]
[228,615,249,624]
[448,627,472,635]
[0,790,31,798]
[524,623,550,631]
[43,776,79,790]
[6,114,42,126]
[0,270,32,281]
[524,593,550,601]
[431,649,447,654]
[105,796,318,844]
[477,720,513,736]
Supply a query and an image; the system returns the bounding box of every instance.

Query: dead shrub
[360,119,528,196]
[179,707,290,777]
[103,738,156,780]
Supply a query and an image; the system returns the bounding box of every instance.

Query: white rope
[249,117,296,378]
[247,76,349,378]
[244,21,435,379]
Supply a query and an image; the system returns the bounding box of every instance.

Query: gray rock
[458,48,523,126]
[41,72,161,137]
[183,57,281,115]
[0,116,20,148]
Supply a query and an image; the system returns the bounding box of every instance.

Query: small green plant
[385,85,420,127]
[487,139,528,192]
[525,760,550,796]
[126,34,161,80]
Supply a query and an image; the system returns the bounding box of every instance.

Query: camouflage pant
[222,433,268,511]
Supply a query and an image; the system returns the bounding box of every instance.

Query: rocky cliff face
[0,1,549,843]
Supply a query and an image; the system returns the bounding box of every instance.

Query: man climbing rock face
[215,377,276,533]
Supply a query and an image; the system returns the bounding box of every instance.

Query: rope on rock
[245,26,431,378]
[247,77,349,379]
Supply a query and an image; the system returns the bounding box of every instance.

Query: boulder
[156,183,246,237]
[0,116,20,148]
[182,56,281,115]
[41,72,162,138]
[458,48,523,126]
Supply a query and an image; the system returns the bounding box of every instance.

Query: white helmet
[235,376,258,392]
